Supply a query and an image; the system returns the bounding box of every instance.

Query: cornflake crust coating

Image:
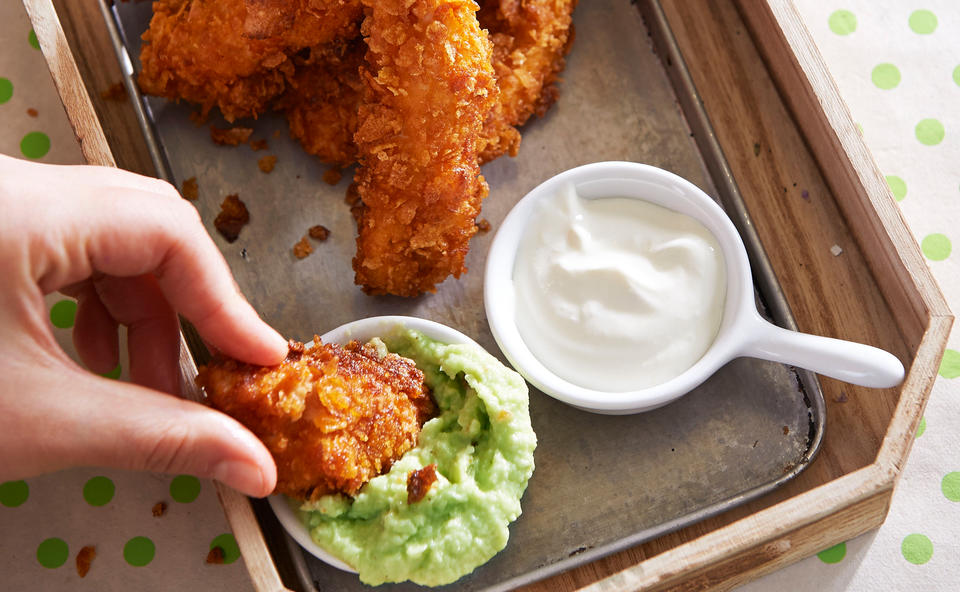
[137,0,578,298]
[277,37,366,166]
[351,0,499,296]
[477,0,578,163]
[138,0,362,121]
[197,339,435,500]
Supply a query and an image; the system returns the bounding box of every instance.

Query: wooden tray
[102,0,830,588]
[24,0,951,590]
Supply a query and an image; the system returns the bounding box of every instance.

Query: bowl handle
[737,316,905,388]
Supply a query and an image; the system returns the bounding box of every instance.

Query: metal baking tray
[104,0,825,590]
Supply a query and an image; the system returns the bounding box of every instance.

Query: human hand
[0,154,287,497]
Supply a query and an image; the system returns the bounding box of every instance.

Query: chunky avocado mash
[298,328,537,586]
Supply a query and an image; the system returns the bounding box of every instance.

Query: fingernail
[213,460,266,497]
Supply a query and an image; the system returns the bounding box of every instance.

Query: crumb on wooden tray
[100,82,127,101]
[189,110,208,126]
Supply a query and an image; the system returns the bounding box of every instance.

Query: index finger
[55,172,287,366]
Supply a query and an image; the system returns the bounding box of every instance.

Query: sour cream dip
[513,184,726,392]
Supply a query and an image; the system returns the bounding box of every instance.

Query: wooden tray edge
[583,463,893,591]
[736,0,953,340]
[22,0,114,167]
[734,0,952,500]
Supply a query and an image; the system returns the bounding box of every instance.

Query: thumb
[21,366,277,497]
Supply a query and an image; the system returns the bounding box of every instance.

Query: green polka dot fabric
[0,4,253,591]
[741,1,960,590]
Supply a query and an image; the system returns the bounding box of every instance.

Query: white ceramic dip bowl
[267,315,478,573]
[484,161,904,415]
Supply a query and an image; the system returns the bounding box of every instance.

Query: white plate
[267,315,478,573]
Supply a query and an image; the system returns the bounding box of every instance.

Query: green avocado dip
[298,328,537,587]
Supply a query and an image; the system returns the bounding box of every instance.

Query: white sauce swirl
[513,185,726,392]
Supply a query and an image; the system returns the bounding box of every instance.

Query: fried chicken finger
[477,0,577,162]
[351,0,498,296]
[139,0,361,121]
[198,340,435,500]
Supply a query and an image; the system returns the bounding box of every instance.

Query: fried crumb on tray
[189,110,208,126]
[76,545,96,578]
[293,236,313,259]
[257,155,278,173]
[475,218,491,233]
[210,125,253,146]
[214,194,249,243]
[181,176,198,201]
[197,339,436,500]
[308,224,329,241]
[152,501,167,517]
[344,181,360,206]
[323,167,343,185]
[249,138,268,151]
[26,108,38,117]
[407,463,438,504]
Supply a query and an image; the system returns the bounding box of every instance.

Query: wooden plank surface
[50,0,156,174]
[737,0,950,352]
[733,0,952,487]
[25,0,946,591]
[654,0,907,479]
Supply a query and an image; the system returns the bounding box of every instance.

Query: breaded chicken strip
[139,0,362,121]
[276,38,365,166]
[197,339,435,500]
[477,0,577,162]
[351,0,498,297]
